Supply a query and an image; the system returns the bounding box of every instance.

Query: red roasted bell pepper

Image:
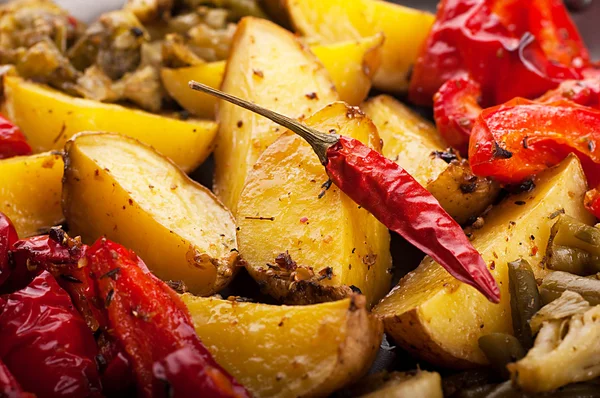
[0,213,18,287]
[0,116,31,159]
[0,271,101,398]
[0,358,33,398]
[410,0,590,106]
[85,238,250,398]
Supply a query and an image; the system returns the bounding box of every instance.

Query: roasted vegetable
[477,333,525,379]
[0,271,101,398]
[0,152,63,237]
[0,115,31,159]
[508,259,541,349]
[281,0,434,93]
[361,95,499,224]
[508,299,600,392]
[373,155,594,367]
[237,102,391,306]
[181,294,382,398]
[214,17,336,212]
[529,291,591,334]
[63,133,238,296]
[125,0,174,23]
[547,215,600,275]
[0,213,18,287]
[162,34,383,118]
[350,371,443,398]
[540,271,600,306]
[1,75,217,172]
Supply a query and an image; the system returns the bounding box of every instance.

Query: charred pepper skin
[325,136,500,303]
[0,116,31,159]
[0,271,102,398]
[0,213,18,287]
[409,0,589,106]
[86,239,250,398]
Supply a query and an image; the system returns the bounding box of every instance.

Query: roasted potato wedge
[282,0,434,93]
[373,155,595,368]
[237,102,392,307]
[62,133,237,295]
[181,294,382,398]
[362,95,499,224]
[214,17,338,213]
[0,152,63,237]
[350,371,443,398]
[160,61,226,119]
[162,34,383,118]
[1,75,217,172]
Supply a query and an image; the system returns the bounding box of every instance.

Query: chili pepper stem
[188,80,339,164]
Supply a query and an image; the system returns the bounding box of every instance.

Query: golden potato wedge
[237,102,391,307]
[0,152,63,237]
[161,61,226,119]
[373,155,595,368]
[283,0,434,93]
[62,133,237,295]
[181,294,382,398]
[1,75,217,172]
[215,17,338,213]
[162,35,383,118]
[362,95,499,224]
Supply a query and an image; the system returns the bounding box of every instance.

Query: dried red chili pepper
[0,213,18,287]
[86,238,250,398]
[0,271,101,398]
[409,0,590,106]
[433,76,483,155]
[0,358,33,398]
[0,116,31,159]
[189,81,500,303]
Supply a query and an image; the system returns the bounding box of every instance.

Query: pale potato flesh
[373,156,595,368]
[237,102,391,307]
[181,294,382,398]
[215,17,337,213]
[362,95,499,224]
[0,152,63,237]
[2,75,217,172]
[284,0,434,92]
[63,133,237,295]
[163,35,383,119]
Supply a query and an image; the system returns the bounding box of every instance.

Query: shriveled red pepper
[190,81,500,303]
[0,213,18,287]
[0,358,33,398]
[0,116,31,159]
[0,271,101,398]
[85,238,250,398]
[433,76,483,155]
[409,0,590,106]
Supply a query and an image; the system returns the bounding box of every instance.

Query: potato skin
[374,156,595,368]
[362,95,499,224]
[214,16,337,213]
[1,75,217,172]
[182,294,382,398]
[0,152,63,237]
[237,102,392,307]
[63,132,238,295]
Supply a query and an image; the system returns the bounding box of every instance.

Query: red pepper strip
[537,77,600,109]
[0,359,33,398]
[0,213,18,287]
[0,271,101,398]
[0,116,31,159]
[469,98,600,184]
[433,76,483,156]
[326,136,500,303]
[409,0,589,106]
[86,238,250,398]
